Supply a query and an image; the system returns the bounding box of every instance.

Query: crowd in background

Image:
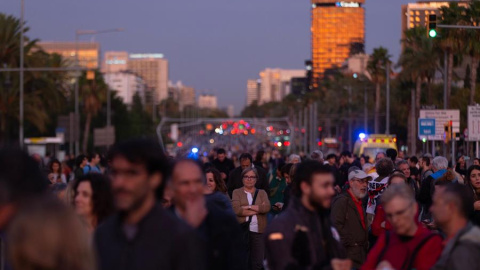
[1,140,480,270]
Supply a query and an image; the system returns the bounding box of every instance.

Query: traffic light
[428,14,437,38]
[444,121,452,143]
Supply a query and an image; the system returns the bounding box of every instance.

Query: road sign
[468,106,480,141]
[418,118,436,138]
[419,110,460,141]
[94,126,115,147]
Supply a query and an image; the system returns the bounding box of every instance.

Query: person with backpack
[361,184,442,270]
[83,153,102,174]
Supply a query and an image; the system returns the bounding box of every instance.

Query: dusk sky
[3,0,410,114]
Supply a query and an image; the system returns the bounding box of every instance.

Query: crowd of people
[1,140,480,270]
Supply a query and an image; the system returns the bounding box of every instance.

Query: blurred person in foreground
[170,159,246,270]
[232,167,270,270]
[8,197,95,270]
[331,169,371,269]
[431,183,480,270]
[0,147,49,270]
[361,184,442,270]
[265,161,350,270]
[95,139,205,270]
[73,173,114,233]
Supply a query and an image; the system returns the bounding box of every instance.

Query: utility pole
[386,61,390,135]
[19,0,25,148]
[348,86,352,151]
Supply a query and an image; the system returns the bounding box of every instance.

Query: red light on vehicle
[284,141,290,146]
[318,142,323,146]
[177,142,183,147]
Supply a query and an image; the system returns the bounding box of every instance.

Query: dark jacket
[205,192,233,214]
[265,197,347,270]
[74,167,84,180]
[170,200,247,270]
[94,204,205,270]
[418,169,447,221]
[432,223,480,270]
[212,158,235,182]
[331,191,368,269]
[227,165,269,198]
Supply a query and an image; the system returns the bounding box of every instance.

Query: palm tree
[367,47,391,134]
[79,71,107,153]
[398,27,438,155]
[0,13,68,144]
[439,3,467,108]
[465,0,480,105]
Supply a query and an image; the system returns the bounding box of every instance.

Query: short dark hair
[421,156,431,166]
[442,183,474,219]
[239,153,253,163]
[0,148,48,204]
[409,156,418,164]
[217,148,226,155]
[386,148,397,162]
[255,150,265,162]
[89,152,100,162]
[281,163,294,176]
[326,154,337,161]
[75,155,87,167]
[107,139,170,197]
[170,158,205,184]
[73,173,114,225]
[377,158,395,177]
[293,161,333,197]
[340,151,352,158]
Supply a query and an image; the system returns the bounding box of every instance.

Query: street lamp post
[74,28,123,155]
[19,0,25,148]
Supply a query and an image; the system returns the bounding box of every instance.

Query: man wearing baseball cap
[331,169,372,269]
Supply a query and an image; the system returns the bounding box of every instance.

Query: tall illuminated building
[310,0,365,86]
[127,54,169,103]
[37,41,100,69]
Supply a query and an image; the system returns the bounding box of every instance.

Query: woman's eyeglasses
[243,176,257,180]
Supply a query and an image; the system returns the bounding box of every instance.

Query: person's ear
[150,172,162,190]
[300,181,311,196]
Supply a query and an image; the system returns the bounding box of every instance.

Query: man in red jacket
[361,183,442,270]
